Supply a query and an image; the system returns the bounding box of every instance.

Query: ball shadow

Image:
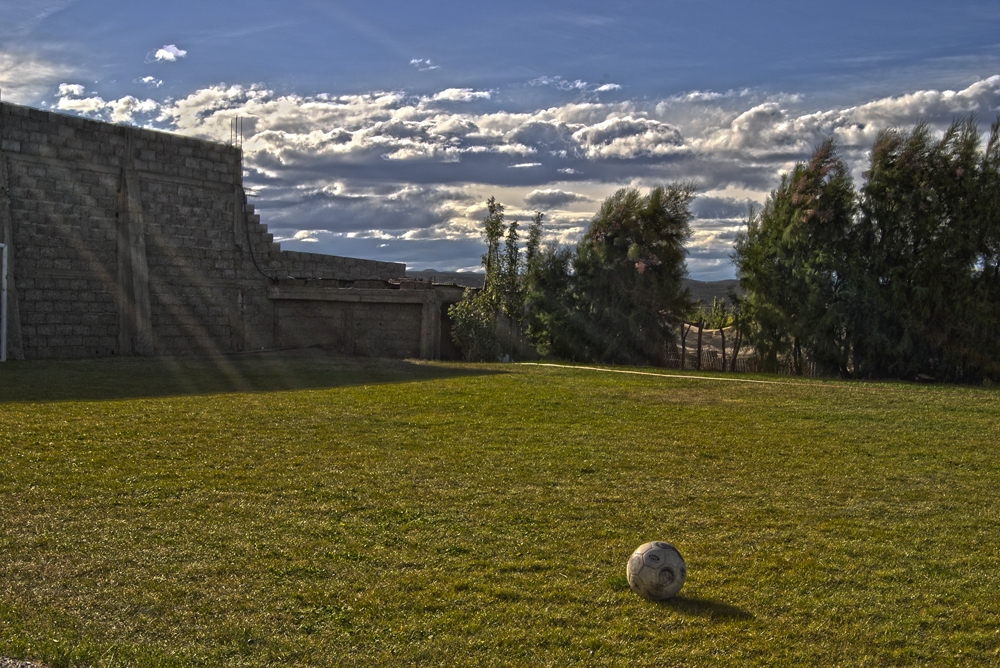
[658,595,754,621]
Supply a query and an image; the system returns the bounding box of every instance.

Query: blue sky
[3,0,1000,279]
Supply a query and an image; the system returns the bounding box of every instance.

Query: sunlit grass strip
[1,355,999,666]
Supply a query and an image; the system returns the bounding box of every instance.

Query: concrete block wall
[275,300,424,357]
[280,249,401,281]
[0,101,411,359]
[2,111,124,358]
[140,175,242,355]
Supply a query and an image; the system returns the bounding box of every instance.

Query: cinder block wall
[0,102,406,359]
[275,300,424,357]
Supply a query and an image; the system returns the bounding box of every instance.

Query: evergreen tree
[852,118,1000,380]
[566,184,695,365]
[733,139,856,375]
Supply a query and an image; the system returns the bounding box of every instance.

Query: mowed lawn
[1,353,999,667]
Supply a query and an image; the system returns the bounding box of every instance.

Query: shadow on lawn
[660,595,754,621]
[0,348,502,403]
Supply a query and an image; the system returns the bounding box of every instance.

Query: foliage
[528,184,695,365]
[521,241,576,359]
[851,118,1000,381]
[448,197,525,361]
[701,296,732,330]
[733,139,856,375]
[448,290,501,362]
[455,185,695,367]
[734,119,1000,381]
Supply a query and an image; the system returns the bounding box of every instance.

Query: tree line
[450,116,1000,383]
[734,116,1000,382]
[449,186,694,368]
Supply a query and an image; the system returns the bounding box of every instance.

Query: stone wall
[0,102,443,361]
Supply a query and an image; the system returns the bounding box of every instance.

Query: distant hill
[683,279,741,307]
[407,270,740,306]
[406,269,485,289]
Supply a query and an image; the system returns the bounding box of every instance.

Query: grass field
[1,352,999,666]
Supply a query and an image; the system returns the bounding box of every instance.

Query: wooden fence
[673,322,827,377]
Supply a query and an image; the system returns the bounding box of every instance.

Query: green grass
[1,352,999,666]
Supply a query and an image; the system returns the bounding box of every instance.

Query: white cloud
[571,116,684,158]
[57,82,85,97]
[150,78,1000,195]
[292,230,322,242]
[56,94,106,114]
[54,84,158,122]
[429,88,491,103]
[693,76,1000,158]
[136,75,163,88]
[528,76,622,95]
[152,44,187,62]
[50,76,993,278]
[410,58,439,71]
[106,96,158,123]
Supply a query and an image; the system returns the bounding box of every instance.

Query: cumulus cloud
[41,75,1000,278]
[523,188,592,208]
[151,44,186,62]
[429,88,491,103]
[571,116,684,158]
[694,76,1000,158]
[57,82,86,97]
[54,83,158,122]
[274,229,329,243]
[106,96,158,122]
[139,77,1000,275]
[135,75,163,88]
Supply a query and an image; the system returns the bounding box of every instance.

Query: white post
[1,242,7,362]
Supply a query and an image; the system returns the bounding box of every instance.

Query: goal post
[1,242,6,362]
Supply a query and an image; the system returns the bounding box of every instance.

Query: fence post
[696,319,703,371]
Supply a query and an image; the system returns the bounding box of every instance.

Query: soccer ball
[626,541,687,601]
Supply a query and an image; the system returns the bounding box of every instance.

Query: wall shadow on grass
[659,595,754,621]
[0,348,502,403]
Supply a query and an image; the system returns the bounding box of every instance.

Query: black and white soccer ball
[626,541,687,601]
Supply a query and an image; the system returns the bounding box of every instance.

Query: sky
[2,1,1000,280]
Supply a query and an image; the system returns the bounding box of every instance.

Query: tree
[735,117,1000,382]
[460,185,695,367]
[733,139,856,375]
[705,297,733,370]
[449,199,542,361]
[563,184,695,366]
[448,197,508,361]
[851,118,1000,380]
[726,292,746,372]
